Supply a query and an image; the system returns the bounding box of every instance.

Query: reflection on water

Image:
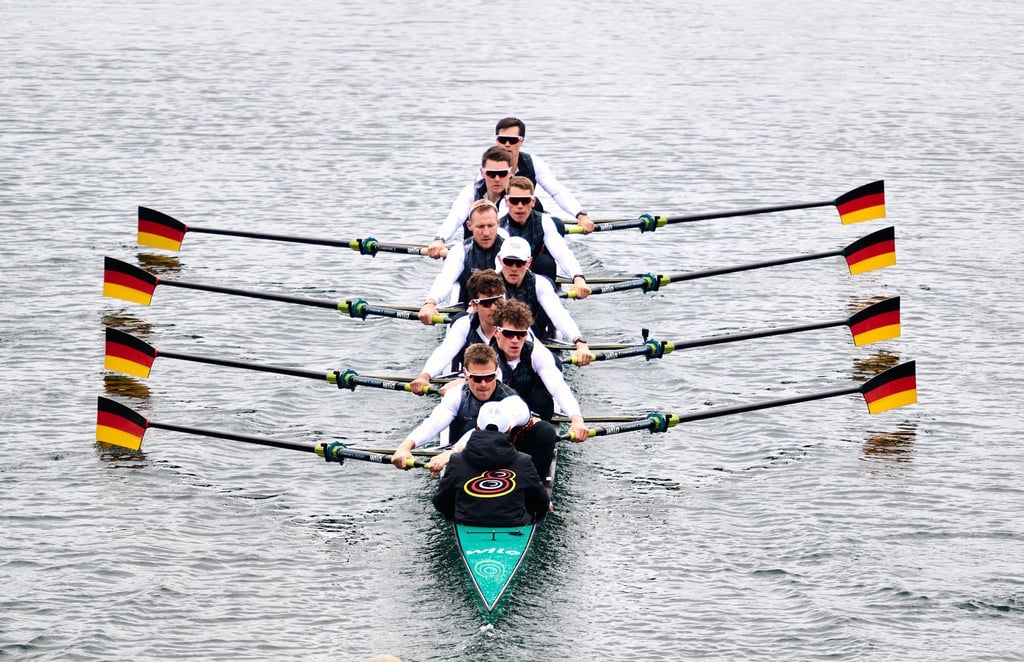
[862,422,918,465]
[136,252,181,275]
[851,350,903,382]
[100,311,153,337]
[102,374,151,399]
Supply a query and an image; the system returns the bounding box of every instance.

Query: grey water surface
[2,0,1022,660]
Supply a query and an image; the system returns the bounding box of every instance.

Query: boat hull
[454,521,537,614]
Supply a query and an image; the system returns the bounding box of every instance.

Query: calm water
[2,1,1023,660]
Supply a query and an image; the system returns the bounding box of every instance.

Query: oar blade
[103,257,157,305]
[96,396,148,450]
[847,297,901,346]
[138,206,187,251]
[104,327,157,378]
[835,180,886,225]
[843,226,896,275]
[860,361,917,414]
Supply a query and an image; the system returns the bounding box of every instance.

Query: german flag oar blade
[835,180,885,225]
[105,327,157,378]
[138,207,188,251]
[848,297,900,346]
[96,396,149,450]
[843,226,896,275]
[103,256,158,305]
[860,361,917,414]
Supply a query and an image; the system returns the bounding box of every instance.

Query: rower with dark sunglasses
[391,344,558,483]
[490,299,590,443]
[427,145,513,259]
[490,117,595,234]
[502,175,592,296]
[409,269,506,396]
[496,237,592,366]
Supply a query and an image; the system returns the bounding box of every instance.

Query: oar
[104,327,444,395]
[564,297,900,365]
[559,360,917,440]
[138,206,448,257]
[562,226,896,299]
[102,256,452,324]
[96,396,428,468]
[565,180,885,234]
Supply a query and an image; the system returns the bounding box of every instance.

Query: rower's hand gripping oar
[138,206,448,257]
[565,180,885,234]
[95,396,429,469]
[559,361,918,441]
[104,327,445,395]
[563,226,896,299]
[102,256,451,324]
[565,297,901,365]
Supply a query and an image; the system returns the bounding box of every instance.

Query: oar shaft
[158,349,328,382]
[164,278,340,310]
[148,421,316,454]
[662,200,833,224]
[189,225,351,248]
[674,385,861,425]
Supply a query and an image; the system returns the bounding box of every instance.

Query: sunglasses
[507,196,534,206]
[466,371,497,384]
[502,257,527,268]
[471,295,502,308]
[496,135,523,145]
[482,168,510,179]
[496,327,529,339]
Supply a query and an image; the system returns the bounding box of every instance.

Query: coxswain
[432,399,551,527]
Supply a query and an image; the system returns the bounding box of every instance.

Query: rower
[427,145,513,257]
[432,399,550,527]
[490,299,589,442]
[502,175,592,295]
[489,116,595,234]
[418,199,506,324]
[390,344,557,481]
[409,269,505,396]
[496,236,592,366]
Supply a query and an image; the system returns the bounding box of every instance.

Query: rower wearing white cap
[432,399,551,527]
[496,236,592,365]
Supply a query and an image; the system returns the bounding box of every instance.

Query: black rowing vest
[514,153,543,213]
[457,236,503,306]
[451,312,485,373]
[450,381,517,442]
[503,271,553,340]
[491,342,557,421]
[501,209,546,261]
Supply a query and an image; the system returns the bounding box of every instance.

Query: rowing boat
[452,453,557,617]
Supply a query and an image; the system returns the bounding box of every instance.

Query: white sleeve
[532,345,582,418]
[433,183,476,243]
[535,274,582,342]
[421,315,471,377]
[541,214,584,278]
[408,388,462,447]
[532,154,584,219]
[426,240,466,305]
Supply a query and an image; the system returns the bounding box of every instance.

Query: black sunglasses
[496,135,523,145]
[502,257,527,268]
[466,371,497,384]
[472,295,502,308]
[507,196,534,206]
[496,327,529,339]
[483,168,510,179]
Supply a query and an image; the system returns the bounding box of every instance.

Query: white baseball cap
[497,236,531,262]
[477,401,513,433]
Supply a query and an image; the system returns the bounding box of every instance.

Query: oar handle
[347,237,448,258]
[330,370,442,395]
[317,442,428,468]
